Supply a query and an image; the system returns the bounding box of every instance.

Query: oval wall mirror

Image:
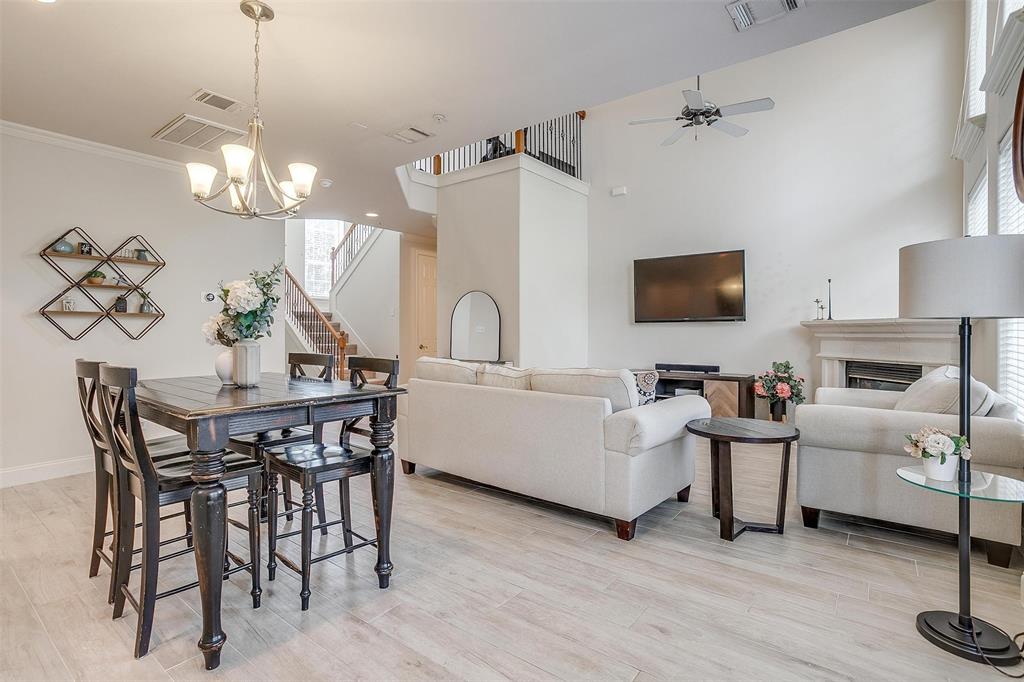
[450,291,500,362]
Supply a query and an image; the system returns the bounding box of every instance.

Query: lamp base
[916,611,1021,666]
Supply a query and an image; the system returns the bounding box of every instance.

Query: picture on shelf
[61,298,75,312]
[78,241,93,256]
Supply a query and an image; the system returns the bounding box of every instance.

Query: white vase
[232,339,261,388]
[923,454,960,482]
[215,349,234,385]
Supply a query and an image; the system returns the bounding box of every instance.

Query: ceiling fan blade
[628,117,679,126]
[682,89,705,111]
[708,119,748,137]
[660,123,694,147]
[717,97,775,117]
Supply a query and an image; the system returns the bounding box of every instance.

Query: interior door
[415,251,437,357]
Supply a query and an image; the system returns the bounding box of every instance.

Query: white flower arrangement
[202,262,282,347]
[904,426,971,465]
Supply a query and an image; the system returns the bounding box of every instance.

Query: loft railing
[414,111,584,180]
[284,268,347,377]
[330,223,376,286]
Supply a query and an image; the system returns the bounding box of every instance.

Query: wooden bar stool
[228,352,334,533]
[97,364,263,659]
[76,359,193,604]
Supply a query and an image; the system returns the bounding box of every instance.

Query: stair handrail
[330,223,375,285]
[284,267,347,377]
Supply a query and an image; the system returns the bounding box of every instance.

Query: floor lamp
[899,234,1024,665]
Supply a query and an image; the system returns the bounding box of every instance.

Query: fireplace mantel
[800,318,959,390]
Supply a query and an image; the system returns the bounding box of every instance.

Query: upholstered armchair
[795,370,1023,567]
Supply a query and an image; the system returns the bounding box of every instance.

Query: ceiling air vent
[192,89,242,113]
[386,126,434,144]
[726,0,806,32]
[152,114,246,152]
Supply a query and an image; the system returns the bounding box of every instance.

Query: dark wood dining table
[133,372,405,670]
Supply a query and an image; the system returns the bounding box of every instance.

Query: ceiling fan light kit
[185,1,317,220]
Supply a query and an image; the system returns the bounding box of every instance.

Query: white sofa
[795,367,1023,566]
[395,358,712,539]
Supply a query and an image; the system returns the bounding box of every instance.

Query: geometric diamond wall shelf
[39,226,165,340]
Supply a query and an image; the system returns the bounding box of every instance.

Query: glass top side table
[896,466,1024,668]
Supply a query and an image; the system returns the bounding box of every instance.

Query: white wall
[330,229,400,360]
[585,1,963,386]
[0,124,285,486]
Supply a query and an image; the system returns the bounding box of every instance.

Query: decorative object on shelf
[114,295,128,313]
[754,361,806,422]
[903,426,971,482]
[84,270,106,285]
[138,289,154,314]
[184,1,316,220]
[898,234,1024,667]
[826,278,833,320]
[78,241,93,256]
[203,261,282,387]
[813,298,823,320]
[61,298,75,312]
[135,248,151,262]
[52,237,74,254]
[39,228,165,340]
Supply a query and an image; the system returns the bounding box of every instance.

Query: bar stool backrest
[348,357,399,389]
[76,359,113,474]
[97,364,160,495]
[288,352,334,381]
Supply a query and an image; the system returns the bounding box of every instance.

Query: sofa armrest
[813,387,901,409]
[795,404,1024,468]
[604,395,711,456]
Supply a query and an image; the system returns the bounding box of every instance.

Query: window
[303,219,343,298]
[965,168,988,236]
[966,0,988,118]
[1001,0,1024,33]
[997,131,1024,420]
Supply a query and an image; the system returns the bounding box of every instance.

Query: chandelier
[185,1,316,220]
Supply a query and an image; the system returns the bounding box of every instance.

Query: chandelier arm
[234,179,256,217]
[202,179,235,202]
[254,131,286,209]
[245,194,307,217]
[195,198,256,219]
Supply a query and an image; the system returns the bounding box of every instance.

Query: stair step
[330,321,342,331]
[345,344,357,355]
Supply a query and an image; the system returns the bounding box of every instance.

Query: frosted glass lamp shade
[899,235,1024,319]
[279,180,299,209]
[221,144,255,182]
[228,183,248,211]
[288,163,317,197]
[186,163,218,198]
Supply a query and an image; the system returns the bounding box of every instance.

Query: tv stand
[653,368,755,418]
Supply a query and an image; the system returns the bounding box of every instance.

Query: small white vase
[923,454,960,482]
[215,349,234,385]
[232,339,261,388]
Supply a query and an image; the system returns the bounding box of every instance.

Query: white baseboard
[0,455,93,488]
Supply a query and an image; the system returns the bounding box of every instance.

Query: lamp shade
[899,235,1024,319]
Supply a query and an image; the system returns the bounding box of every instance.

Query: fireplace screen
[846,361,923,392]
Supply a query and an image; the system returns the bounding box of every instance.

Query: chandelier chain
[252,15,261,118]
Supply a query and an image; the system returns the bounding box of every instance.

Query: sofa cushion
[633,370,659,406]
[477,364,532,390]
[530,368,640,412]
[893,365,991,416]
[415,357,480,385]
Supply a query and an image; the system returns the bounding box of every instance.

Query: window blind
[966,168,988,236]
[967,0,987,118]
[997,130,1024,420]
[303,219,343,299]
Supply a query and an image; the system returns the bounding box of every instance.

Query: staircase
[284,268,353,376]
[330,223,376,287]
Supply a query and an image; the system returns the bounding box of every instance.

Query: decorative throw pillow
[530,368,640,412]
[633,370,659,405]
[415,356,480,385]
[477,364,532,390]
[893,365,992,415]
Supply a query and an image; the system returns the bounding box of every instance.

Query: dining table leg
[370,396,396,589]
[190,446,228,670]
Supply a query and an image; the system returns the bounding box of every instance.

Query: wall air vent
[192,89,242,113]
[387,126,434,144]
[726,0,806,32]
[152,114,246,152]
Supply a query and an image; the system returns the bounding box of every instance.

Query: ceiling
[1,0,923,235]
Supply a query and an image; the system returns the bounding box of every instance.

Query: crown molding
[0,120,185,173]
[980,9,1024,96]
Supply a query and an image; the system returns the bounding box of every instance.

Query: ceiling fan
[628,76,775,146]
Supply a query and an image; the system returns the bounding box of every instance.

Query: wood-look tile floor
[2,435,1022,681]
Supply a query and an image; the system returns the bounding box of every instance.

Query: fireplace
[845,361,922,392]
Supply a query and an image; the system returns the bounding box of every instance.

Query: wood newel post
[514,129,526,154]
[432,154,442,175]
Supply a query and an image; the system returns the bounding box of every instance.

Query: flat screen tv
[633,250,746,322]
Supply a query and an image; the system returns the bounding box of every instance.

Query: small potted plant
[84,270,106,286]
[904,427,971,481]
[138,289,154,314]
[754,360,806,421]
